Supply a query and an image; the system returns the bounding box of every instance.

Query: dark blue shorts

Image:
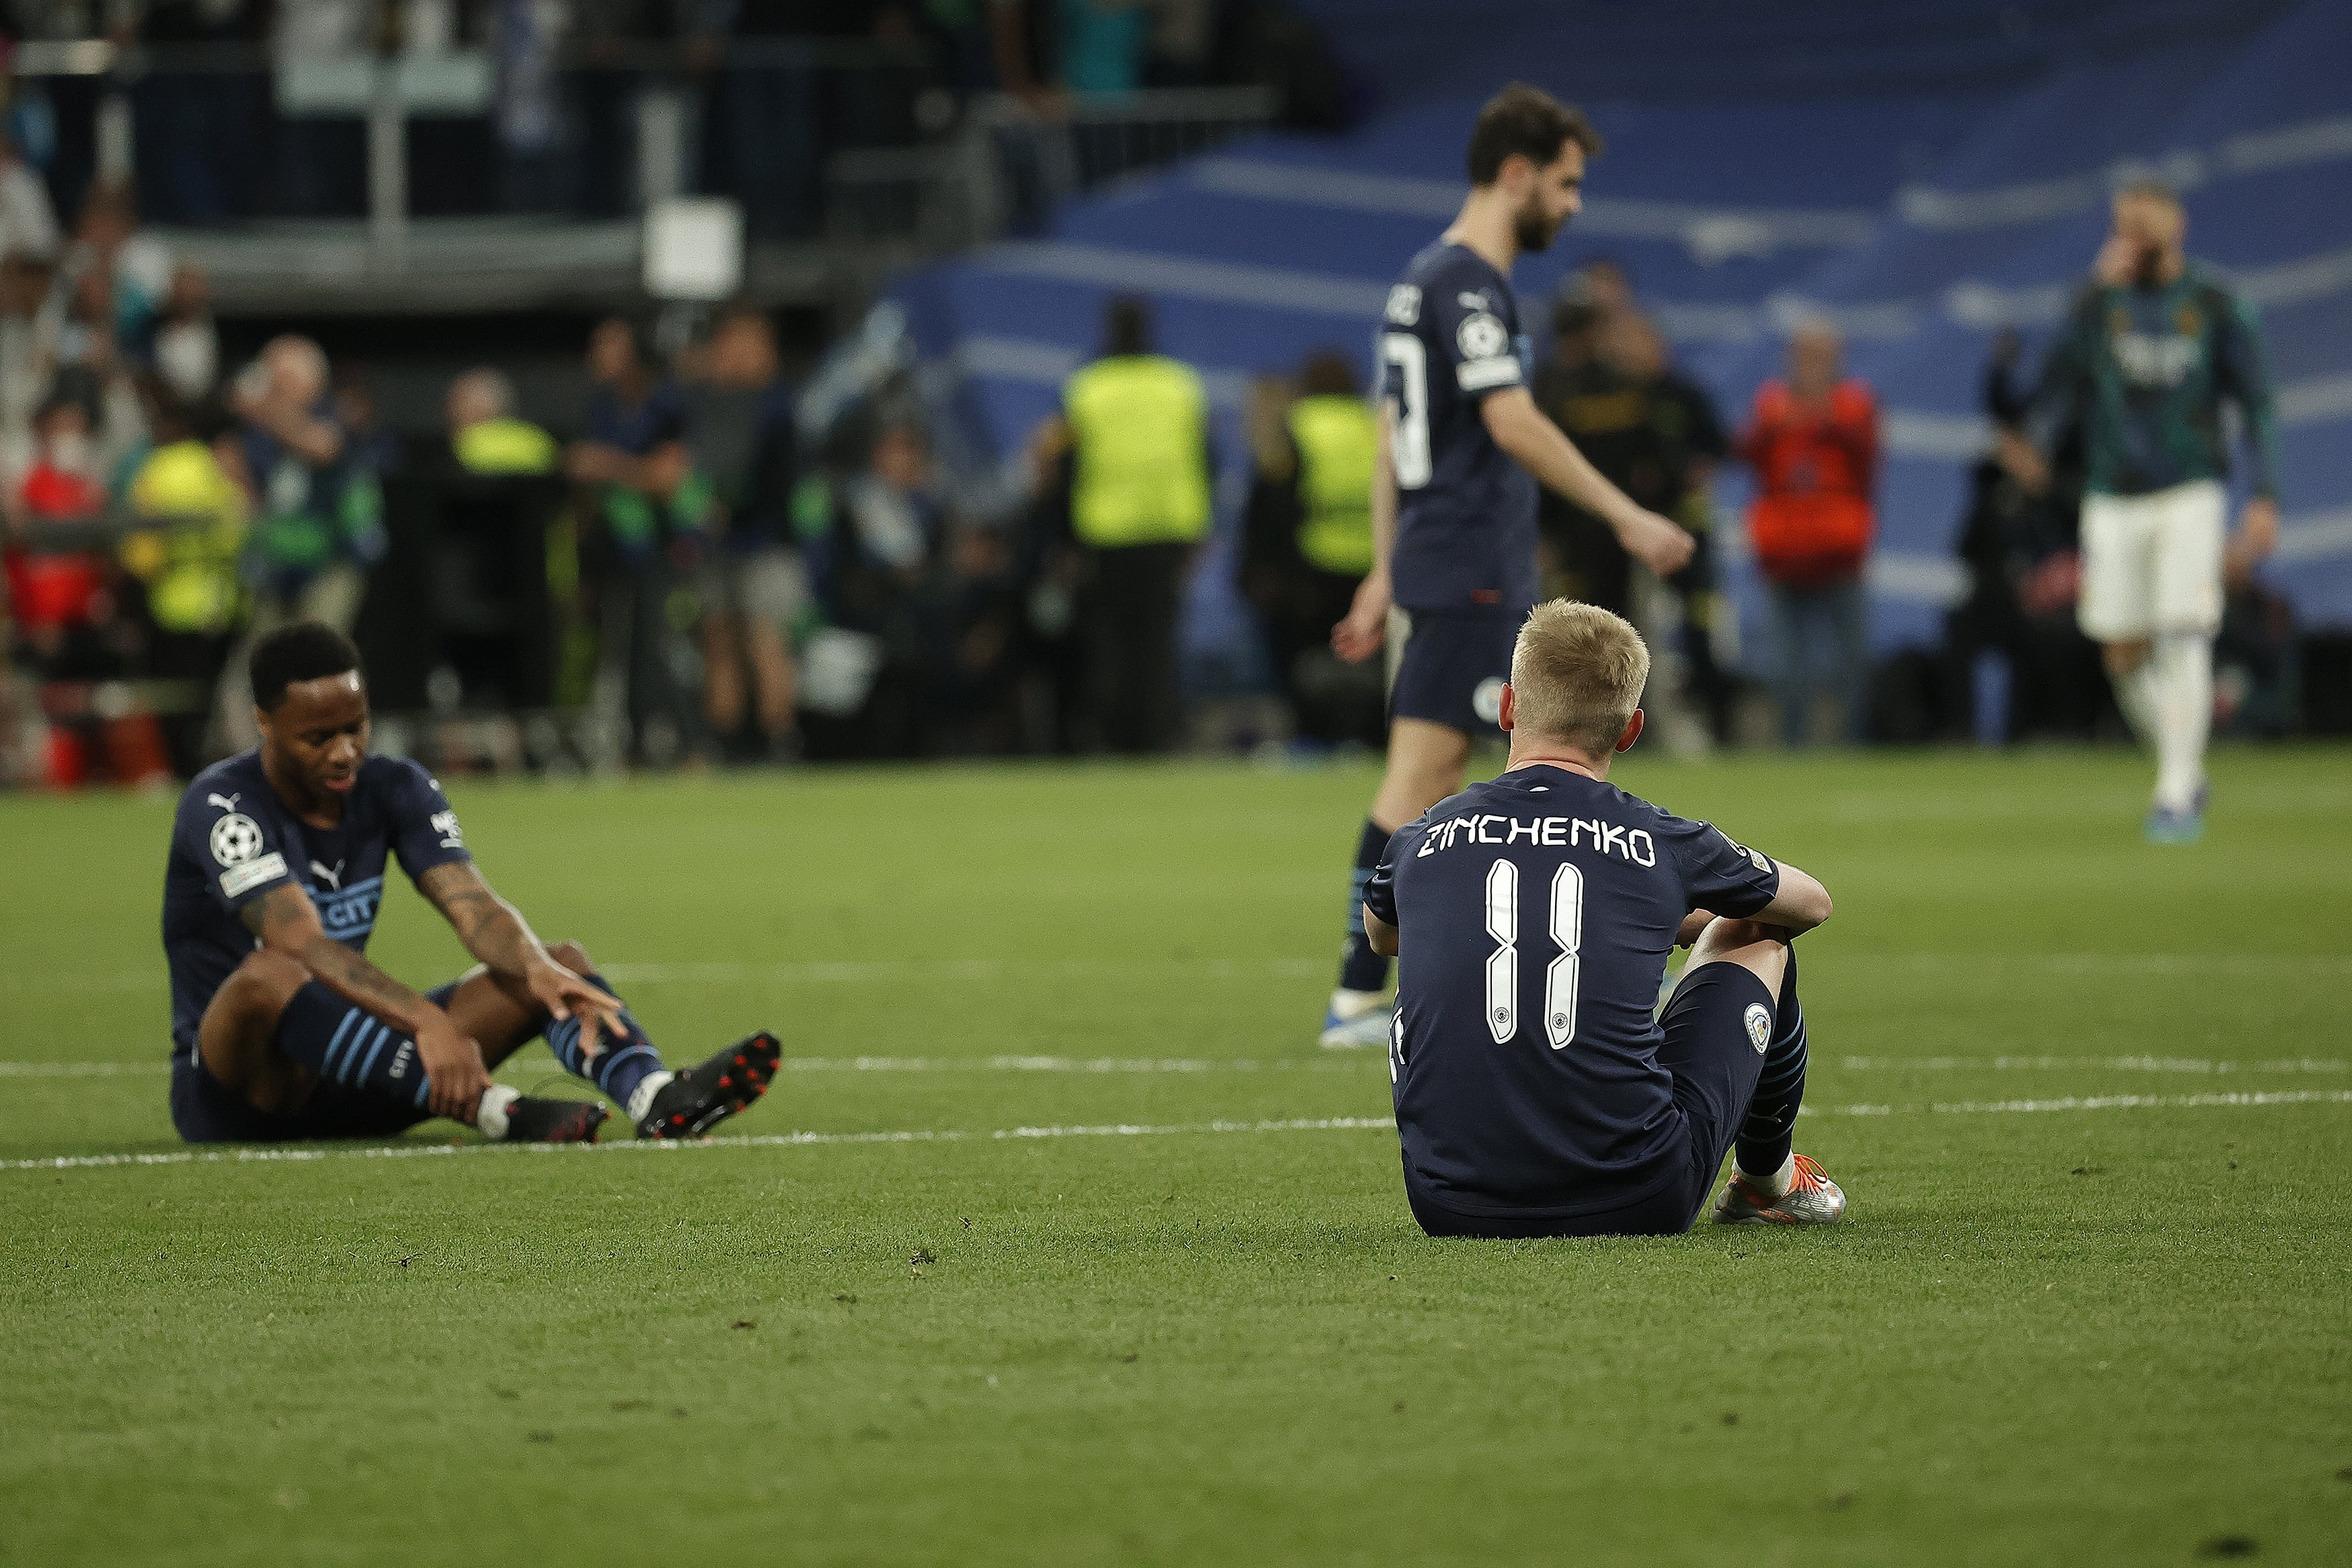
[169,978,459,1145]
[1406,961,1777,1239]
[1388,605,1525,736]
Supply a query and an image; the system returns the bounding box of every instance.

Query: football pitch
[3,747,2349,1566]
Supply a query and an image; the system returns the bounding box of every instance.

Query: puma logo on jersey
[206,793,240,813]
[310,859,345,890]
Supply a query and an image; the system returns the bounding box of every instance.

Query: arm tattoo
[417,862,544,977]
[241,884,429,1027]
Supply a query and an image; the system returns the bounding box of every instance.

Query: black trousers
[1079,542,1190,754]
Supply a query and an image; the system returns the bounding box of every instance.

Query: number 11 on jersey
[1482,859,1585,1049]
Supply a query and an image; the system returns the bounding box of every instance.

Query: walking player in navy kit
[163,621,780,1145]
[1363,601,1847,1235]
[1322,84,1696,1049]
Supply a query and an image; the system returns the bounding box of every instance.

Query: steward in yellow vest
[1285,392,1377,577]
[1238,352,1386,748]
[448,369,560,476]
[1052,296,1208,754]
[1062,353,1212,548]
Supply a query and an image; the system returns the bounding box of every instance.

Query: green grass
[4,747,2351,1566]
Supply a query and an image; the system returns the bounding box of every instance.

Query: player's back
[1378,240,1538,611]
[1375,763,1777,1217]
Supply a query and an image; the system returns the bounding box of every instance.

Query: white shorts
[2077,480,2225,641]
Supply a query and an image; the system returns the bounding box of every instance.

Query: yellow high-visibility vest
[120,441,249,635]
[1062,354,1212,548]
[1286,394,1377,576]
[457,417,560,476]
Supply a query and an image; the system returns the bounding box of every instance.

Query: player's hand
[414,1014,492,1124]
[526,958,628,1060]
[1622,509,1695,576]
[1331,571,1392,664]
[1675,911,1716,949]
[1994,429,2050,495]
[2226,495,2280,586]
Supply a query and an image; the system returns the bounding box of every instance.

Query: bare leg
[195,951,317,1114]
[1683,916,1790,997]
[442,939,599,1068]
[744,618,798,742]
[1370,717,1473,834]
[704,616,746,740]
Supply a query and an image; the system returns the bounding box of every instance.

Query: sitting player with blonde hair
[1362,600,1845,1236]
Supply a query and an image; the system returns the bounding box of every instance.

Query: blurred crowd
[0,1,1345,234]
[0,184,2305,787]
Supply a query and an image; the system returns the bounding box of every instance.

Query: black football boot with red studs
[635,1031,782,1139]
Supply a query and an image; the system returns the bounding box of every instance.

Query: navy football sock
[544,972,665,1110]
[1735,948,1808,1180]
[273,984,434,1113]
[1337,818,1392,995]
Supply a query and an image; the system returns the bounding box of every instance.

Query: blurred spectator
[1056,294,1210,753]
[568,315,709,765]
[493,0,571,212]
[150,265,218,406]
[1530,290,1709,748]
[7,380,112,660]
[806,420,941,757]
[118,390,249,777]
[447,367,558,475]
[3,374,168,785]
[1239,350,1383,748]
[1945,331,2103,744]
[67,181,178,367]
[1598,308,1734,745]
[1739,317,1878,746]
[688,306,804,761]
[334,365,403,475]
[0,128,61,272]
[920,513,1024,753]
[219,334,386,748]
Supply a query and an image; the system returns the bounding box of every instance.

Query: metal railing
[827,87,1282,249]
[5,42,1278,306]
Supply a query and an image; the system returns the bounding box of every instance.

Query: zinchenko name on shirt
[1415,812,1657,866]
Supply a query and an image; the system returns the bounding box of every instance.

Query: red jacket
[3,462,111,631]
[1740,378,1878,587]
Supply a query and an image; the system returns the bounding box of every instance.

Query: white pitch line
[15,949,2348,996]
[10,1053,2347,1081]
[5,1090,2348,1176]
[4,955,1335,994]
[1834,1055,2351,1076]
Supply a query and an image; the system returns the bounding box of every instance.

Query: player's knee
[548,940,593,974]
[227,949,311,1010]
[2103,638,2152,677]
[1688,919,1790,992]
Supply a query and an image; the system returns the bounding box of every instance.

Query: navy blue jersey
[161,752,471,1056]
[1376,241,1539,612]
[1364,764,1782,1215]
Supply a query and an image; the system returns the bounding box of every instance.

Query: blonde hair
[1509,600,1649,754]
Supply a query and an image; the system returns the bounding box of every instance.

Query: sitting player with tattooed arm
[164,621,779,1145]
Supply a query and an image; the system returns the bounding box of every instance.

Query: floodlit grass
[3,747,2349,1565]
